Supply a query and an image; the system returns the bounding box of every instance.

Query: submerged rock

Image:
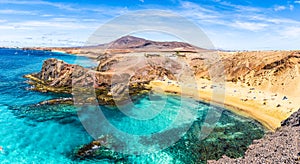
[208,109,300,163]
[36,98,74,106]
[73,135,126,161]
[9,104,78,123]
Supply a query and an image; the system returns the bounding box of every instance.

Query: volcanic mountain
[104,35,198,51]
[27,35,202,54]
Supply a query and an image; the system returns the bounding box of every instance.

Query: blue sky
[0,0,300,50]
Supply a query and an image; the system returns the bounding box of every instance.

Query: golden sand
[149,79,299,131]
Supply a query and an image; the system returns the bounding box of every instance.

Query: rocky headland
[24,55,180,105]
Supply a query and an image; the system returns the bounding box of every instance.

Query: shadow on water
[9,104,79,125]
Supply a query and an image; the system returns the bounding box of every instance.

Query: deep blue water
[0,48,265,163]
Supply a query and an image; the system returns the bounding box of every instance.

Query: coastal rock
[24,58,78,93]
[25,57,179,105]
[208,109,300,163]
[281,107,300,127]
[74,135,125,161]
[35,98,74,106]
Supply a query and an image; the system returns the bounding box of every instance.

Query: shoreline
[18,47,300,131]
[149,79,299,131]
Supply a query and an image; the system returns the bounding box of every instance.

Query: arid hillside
[195,51,300,97]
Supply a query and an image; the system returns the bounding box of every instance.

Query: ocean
[0,48,265,163]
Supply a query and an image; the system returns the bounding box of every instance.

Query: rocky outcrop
[208,109,300,163]
[25,57,180,105]
[35,98,74,106]
[24,58,81,93]
[74,135,125,161]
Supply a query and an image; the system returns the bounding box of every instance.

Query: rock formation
[208,109,300,163]
[74,135,125,161]
[25,56,180,105]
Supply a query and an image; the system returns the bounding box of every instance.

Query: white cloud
[273,5,294,11]
[248,15,300,25]
[213,0,262,12]
[279,26,300,38]
[10,20,97,30]
[0,0,78,11]
[180,1,218,14]
[0,9,37,15]
[0,0,129,14]
[274,5,286,11]
[233,21,268,31]
[179,1,222,24]
[176,1,300,49]
[41,14,54,17]
[0,0,300,50]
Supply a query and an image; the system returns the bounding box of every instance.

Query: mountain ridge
[105,35,198,50]
[22,35,202,54]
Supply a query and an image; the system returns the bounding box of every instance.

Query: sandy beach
[149,78,300,131]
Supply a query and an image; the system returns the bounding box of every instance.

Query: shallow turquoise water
[0,48,265,163]
[0,48,96,163]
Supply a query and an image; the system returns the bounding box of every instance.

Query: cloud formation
[0,0,299,50]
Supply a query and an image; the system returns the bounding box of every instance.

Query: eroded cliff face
[223,51,300,97]
[25,57,180,105]
[187,50,300,96]
[220,51,300,87]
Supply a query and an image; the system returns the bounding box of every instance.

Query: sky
[0,0,300,50]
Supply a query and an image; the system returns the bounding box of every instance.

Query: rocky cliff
[25,57,179,105]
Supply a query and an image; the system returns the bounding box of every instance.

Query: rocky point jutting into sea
[24,36,300,162]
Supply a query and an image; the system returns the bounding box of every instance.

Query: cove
[72,93,265,163]
[0,49,265,163]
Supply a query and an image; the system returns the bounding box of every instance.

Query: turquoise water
[0,48,265,163]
